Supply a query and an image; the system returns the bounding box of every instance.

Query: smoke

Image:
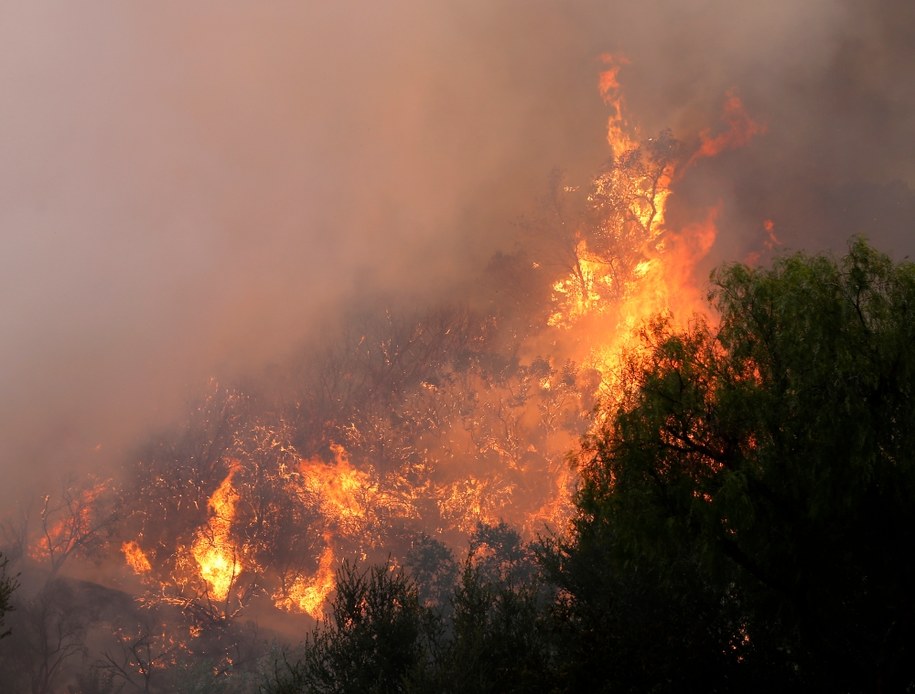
[1,0,913,505]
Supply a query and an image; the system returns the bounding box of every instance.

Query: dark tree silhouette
[558,239,915,691]
[0,553,16,640]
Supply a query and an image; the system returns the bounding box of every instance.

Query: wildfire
[548,240,614,327]
[267,443,415,617]
[15,54,769,640]
[527,461,577,536]
[29,479,110,571]
[299,444,375,537]
[274,540,337,619]
[598,53,637,157]
[122,540,152,574]
[545,60,763,404]
[437,476,514,533]
[191,461,243,602]
[688,91,766,167]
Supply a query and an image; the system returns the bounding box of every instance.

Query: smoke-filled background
[1,0,913,506]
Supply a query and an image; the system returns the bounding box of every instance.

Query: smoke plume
[1,0,913,506]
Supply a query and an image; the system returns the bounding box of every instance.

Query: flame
[30,480,109,566]
[546,61,761,406]
[191,461,243,601]
[598,53,638,157]
[122,540,152,574]
[274,540,337,619]
[437,476,513,533]
[299,443,376,537]
[548,240,614,327]
[272,444,405,616]
[583,205,721,398]
[688,91,766,166]
[24,55,771,634]
[527,461,577,534]
[763,218,780,249]
[745,218,781,265]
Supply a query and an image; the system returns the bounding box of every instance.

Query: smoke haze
[2,0,913,503]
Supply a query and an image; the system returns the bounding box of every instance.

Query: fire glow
[274,539,337,619]
[39,57,763,626]
[191,461,243,602]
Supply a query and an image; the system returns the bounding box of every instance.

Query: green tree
[267,560,435,694]
[437,523,556,694]
[561,239,915,691]
[440,558,555,694]
[404,534,458,612]
[265,526,557,694]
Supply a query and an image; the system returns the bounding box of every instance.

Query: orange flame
[583,205,721,400]
[437,476,513,533]
[299,444,375,537]
[29,480,109,566]
[688,91,765,166]
[548,61,747,405]
[598,53,638,157]
[548,240,614,327]
[191,461,243,601]
[763,218,779,248]
[273,444,396,616]
[274,540,337,619]
[122,540,152,574]
[744,218,781,265]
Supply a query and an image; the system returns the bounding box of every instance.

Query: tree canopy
[565,238,915,690]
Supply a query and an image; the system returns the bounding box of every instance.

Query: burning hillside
[0,53,776,690]
[2,0,914,690]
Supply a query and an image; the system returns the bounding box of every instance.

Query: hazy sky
[1,0,913,503]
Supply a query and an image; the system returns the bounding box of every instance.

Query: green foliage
[435,523,556,694]
[267,559,435,694]
[265,524,555,694]
[439,559,555,694]
[568,238,915,690]
[405,534,458,612]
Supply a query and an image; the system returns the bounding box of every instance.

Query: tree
[264,526,557,694]
[404,534,458,612]
[0,578,92,694]
[0,553,17,640]
[523,134,679,324]
[562,239,915,691]
[440,525,556,694]
[268,560,435,693]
